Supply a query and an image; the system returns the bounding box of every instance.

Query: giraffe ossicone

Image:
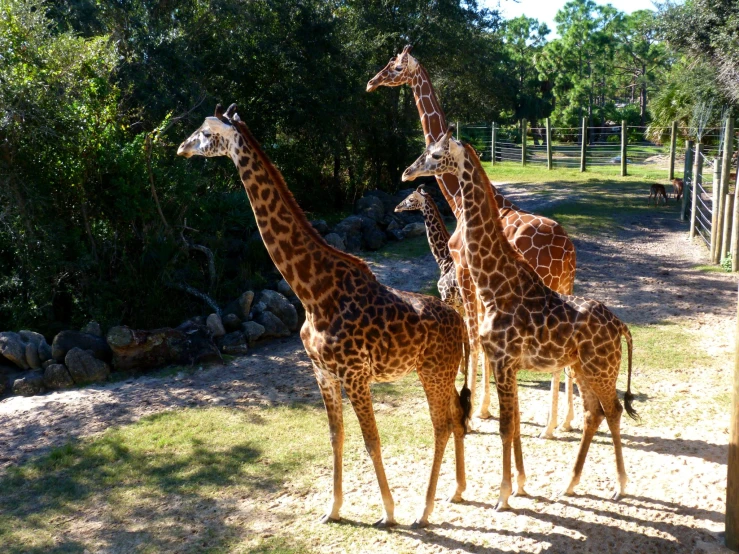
[178,104,472,528]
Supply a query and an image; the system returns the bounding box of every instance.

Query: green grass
[370,233,431,259]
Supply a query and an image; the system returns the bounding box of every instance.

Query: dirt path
[1,182,737,553]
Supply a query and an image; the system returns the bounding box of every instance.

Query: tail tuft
[624,390,640,421]
[459,384,472,435]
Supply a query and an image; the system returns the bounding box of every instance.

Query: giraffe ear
[224,103,238,119]
[445,126,456,141]
[402,44,413,55]
[214,104,225,119]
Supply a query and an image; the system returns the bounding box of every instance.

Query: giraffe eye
[431,153,441,160]
[394,65,403,71]
[202,131,212,138]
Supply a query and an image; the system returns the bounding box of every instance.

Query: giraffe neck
[230,122,375,314]
[455,144,542,307]
[407,60,519,217]
[420,198,454,276]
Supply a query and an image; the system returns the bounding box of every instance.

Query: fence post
[714,159,725,263]
[669,121,678,181]
[682,140,694,222]
[723,195,734,262]
[621,121,628,177]
[712,171,721,261]
[546,117,552,170]
[580,117,587,172]
[521,118,527,166]
[727,287,739,551]
[690,142,703,239]
[491,123,496,165]
[731,172,739,271]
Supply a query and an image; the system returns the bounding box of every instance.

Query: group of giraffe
[176,45,638,528]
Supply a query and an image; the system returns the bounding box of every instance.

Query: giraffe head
[366,45,418,92]
[394,186,430,212]
[177,103,241,159]
[402,127,462,182]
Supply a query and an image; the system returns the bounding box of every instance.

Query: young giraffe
[368,46,577,436]
[403,128,638,510]
[178,104,471,528]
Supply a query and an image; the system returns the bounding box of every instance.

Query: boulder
[222,313,243,333]
[12,371,44,396]
[19,330,44,346]
[38,341,52,363]
[43,364,74,390]
[0,376,6,396]
[253,311,290,339]
[365,189,402,215]
[323,233,345,251]
[25,342,41,369]
[42,359,56,370]
[81,321,103,337]
[238,291,255,320]
[251,301,267,316]
[106,323,222,372]
[65,348,110,385]
[219,331,249,356]
[206,313,226,338]
[0,332,29,370]
[402,222,427,238]
[334,215,363,252]
[242,321,266,345]
[310,219,331,235]
[356,195,385,222]
[257,290,299,331]
[277,279,294,298]
[361,221,386,250]
[51,331,112,363]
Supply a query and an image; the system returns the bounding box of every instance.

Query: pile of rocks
[315,186,451,252]
[0,282,304,399]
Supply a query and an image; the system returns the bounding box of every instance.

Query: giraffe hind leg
[539,370,560,439]
[314,367,345,523]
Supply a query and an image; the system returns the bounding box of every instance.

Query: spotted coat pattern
[403,130,639,511]
[369,48,577,433]
[177,105,471,528]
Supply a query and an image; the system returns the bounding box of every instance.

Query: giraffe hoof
[494,501,510,512]
[558,488,575,499]
[447,493,465,504]
[373,517,397,528]
[538,431,555,440]
[611,490,623,502]
[558,424,574,432]
[319,513,341,524]
[474,409,492,420]
[411,519,429,529]
[513,488,529,498]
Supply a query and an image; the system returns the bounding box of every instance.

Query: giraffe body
[369,47,577,434]
[178,105,470,527]
[403,131,638,510]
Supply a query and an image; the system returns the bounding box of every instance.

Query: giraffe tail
[459,338,472,435]
[621,323,639,421]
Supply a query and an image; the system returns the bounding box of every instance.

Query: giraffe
[402,128,638,510]
[368,45,578,437]
[177,104,471,528]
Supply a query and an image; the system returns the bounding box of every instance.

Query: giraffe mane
[421,189,451,242]
[463,143,542,283]
[232,120,376,280]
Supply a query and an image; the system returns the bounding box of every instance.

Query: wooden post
[726,287,739,551]
[721,116,735,260]
[491,123,496,165]
[669,120,678,180]
[690,143,703,239]
[546,117,552,170]
[521,118,527,166]
[712,171,722,261]
[731,170,739,271]
[580,117,587,172]
[682,140,694,222]
[714,159,725,263]
[621,120,627,177]
[723,195,734,262]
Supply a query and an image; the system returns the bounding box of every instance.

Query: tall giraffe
[368,45,577,437]
[403,129,637,511]
[178,104,471,528]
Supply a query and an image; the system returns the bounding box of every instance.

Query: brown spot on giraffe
[403,129,639,511]
[177,105,472,528]
[369,49,578,436]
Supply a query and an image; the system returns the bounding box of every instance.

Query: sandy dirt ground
[1,182,737,553]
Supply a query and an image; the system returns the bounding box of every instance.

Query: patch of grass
[418,280,441,298]
[370,233,430,259]
[694,264,725,273]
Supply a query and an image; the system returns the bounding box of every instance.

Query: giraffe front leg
[457,268,485,423]
[314,368,344,523]
[539,370,560,439]
[511,385,529,497]
[345,380,396,527]
[494,363,517,511]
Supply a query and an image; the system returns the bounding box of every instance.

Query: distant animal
[671,178,684,201]
[649,183,668,205]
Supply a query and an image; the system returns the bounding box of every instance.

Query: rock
[323,233,346,251]
[51,330,112,363]
[25,342,41,369]
[356,195,385,222]
[402,222,427,238]
[222,313,243,332]
[0,377,6,396]
[334,215,364,252]
[12,371,44,396]
[219,331,249,356]
[310,219,330,235]
[0,332,29,370]
[206,313,226,338]
[18,330,44,346]
[258,290,299,331]
[238,291,255,320]
[253,311,290,339]
[242,321,266,345]
[362,222,386,250]
[42,359,56,370]
[188,315,206,326]
[65,348,110,385]
[38,340,52,363]
[43,364,74,390]
[81,321,103,337]
[277,279,294,298]
[106,324,222,372]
